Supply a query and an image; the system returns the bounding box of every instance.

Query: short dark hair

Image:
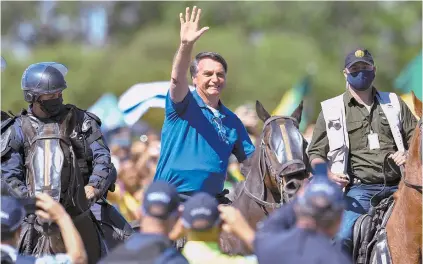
[189,52,228,78]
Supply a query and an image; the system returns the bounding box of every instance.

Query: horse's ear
[411,91,422,118]
[291,100,303,125]
[256,100,271,122]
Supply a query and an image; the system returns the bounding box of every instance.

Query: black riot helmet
[21,62,68,103]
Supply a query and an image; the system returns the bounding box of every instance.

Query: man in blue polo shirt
[154,6,255,201]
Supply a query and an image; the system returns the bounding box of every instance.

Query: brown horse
[220,100,310,255]
[386,92,422,264]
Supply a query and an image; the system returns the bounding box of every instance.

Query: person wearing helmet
[0,62,120,263]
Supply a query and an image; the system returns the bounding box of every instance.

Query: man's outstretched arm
[170,6,209,103]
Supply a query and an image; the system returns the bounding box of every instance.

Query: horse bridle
[244,116,307,212]
[402,118,423,192]
[386,119,423,192]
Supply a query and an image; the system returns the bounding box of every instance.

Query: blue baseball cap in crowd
[182,193,220,231]
[297,164,345,218]
[1,196,26,233]
[344,48,375,69]
[142,181,180,220]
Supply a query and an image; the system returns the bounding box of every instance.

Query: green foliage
[1,1,421,128]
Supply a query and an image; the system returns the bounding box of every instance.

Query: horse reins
[243,142,283,212]
[401,168,422,192]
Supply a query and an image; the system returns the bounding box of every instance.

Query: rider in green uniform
[307,48,417,255]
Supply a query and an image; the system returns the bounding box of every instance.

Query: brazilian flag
[394,51,422,100]
[272,75,312,132]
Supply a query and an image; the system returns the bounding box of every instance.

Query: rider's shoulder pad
[1,118,15,134]
[84,111,102,127]
[1,109,28,134]
[1,124,19,157]
[81,111,102,133]
[1,114,17,134]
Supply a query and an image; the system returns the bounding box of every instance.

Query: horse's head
[255,100,309,202]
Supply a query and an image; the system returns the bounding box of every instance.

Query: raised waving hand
[179,6,209,46]
[170,6,209,103]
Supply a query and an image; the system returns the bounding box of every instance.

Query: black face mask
[38,96,64,117]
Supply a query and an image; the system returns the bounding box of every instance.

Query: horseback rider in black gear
[1,62,132,263]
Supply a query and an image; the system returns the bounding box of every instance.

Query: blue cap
[1,196,26,233]
[142,181,180,220]
[344,48,374,69]
[182,193,220,231]
[297,164,345,217]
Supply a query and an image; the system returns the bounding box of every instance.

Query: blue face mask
[347,70,375,91]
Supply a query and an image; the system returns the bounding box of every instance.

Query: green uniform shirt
[308,88,417,184]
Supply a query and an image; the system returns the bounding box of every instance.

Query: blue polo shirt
[154,89,255,196]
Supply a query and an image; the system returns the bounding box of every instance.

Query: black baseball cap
[1,196,26,233]
[297,164,345,219]
[142,181,180,220]
[181,193,220,231]
[344,48,374,69]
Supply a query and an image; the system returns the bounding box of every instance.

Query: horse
[220,100,310,255]
[385,92,422,264]
[352,92,422,264]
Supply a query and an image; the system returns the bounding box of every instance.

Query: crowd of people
[106,130,162,222]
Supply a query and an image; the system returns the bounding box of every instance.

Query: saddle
[352,195,395,264]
